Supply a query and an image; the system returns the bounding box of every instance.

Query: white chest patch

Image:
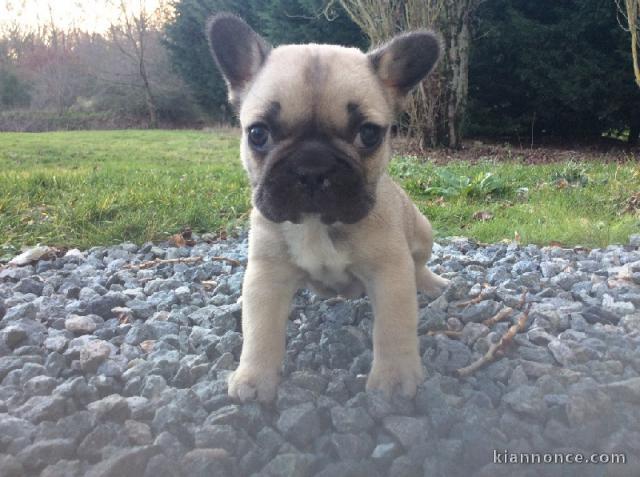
[282,217,351,286]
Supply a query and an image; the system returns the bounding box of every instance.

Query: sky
[0,0,164,33]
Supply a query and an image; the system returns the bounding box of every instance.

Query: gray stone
[124,323,155,345]
[23,375,57,395]
[13,395,66,423]
[0,455,24,477]
[261,453,317,477]
[18,438,76,471]
[44,334,69,353]
[143,455,181,477]
[77,423,132,461]
[125,420,153,445]
[87,394,131,422]
[604,377,640,403]
[461,322,489,345]
[382,416,427,449]
[548,339,574,366]
[80,340,113,372]
[195,425,237,452]
[40,459,82,477]
[2,325,27,348]
[502,385,547,417]
[460,300,501,323]
[276,402,323,448]
[371,442,401,462]
[2,301,38,322]
[85,292,126,319]
[330,405,374,433]
[216,331,243,357]
[65,315,97,334]
[85,446,159,477]
[180,448,232,477]
[14,277,44,295]
[330,432,375,460]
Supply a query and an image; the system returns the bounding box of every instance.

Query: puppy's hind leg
[411,212,449,299]
[416,266,450,299]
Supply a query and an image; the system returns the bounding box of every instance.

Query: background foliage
[468,0,640,143]
[0,0,638,144]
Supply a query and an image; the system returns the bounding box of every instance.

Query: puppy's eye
[356,123,382,149]
[248,124,270,149]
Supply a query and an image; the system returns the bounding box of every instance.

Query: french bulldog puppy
[207,13,449,402]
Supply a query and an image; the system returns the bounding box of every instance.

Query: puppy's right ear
[207,13,271,107]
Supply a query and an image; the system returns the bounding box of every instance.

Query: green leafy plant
[424,171,511,198]
[550,161,589,187]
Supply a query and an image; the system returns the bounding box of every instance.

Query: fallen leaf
[624,192,640,213]
[201,280,218,290]
[473,211,494,221]
[140,340,156,353]
[168,233,187,247]
[9,246,56,266]
[169,227,196,247]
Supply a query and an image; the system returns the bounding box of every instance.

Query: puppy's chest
[282,219,351,286]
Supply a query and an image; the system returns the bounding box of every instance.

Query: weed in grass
[423,170,511,199]
[550,161,589,187]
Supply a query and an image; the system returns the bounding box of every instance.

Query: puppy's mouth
[254,142,374,224]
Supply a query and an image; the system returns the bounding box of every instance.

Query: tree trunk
[422,0,474,149]
[139,58,158,129]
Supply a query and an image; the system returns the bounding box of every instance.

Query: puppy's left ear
[207,13,271,108]
[368,31,441,102]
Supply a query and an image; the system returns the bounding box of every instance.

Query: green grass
[390,157,640,247]
[0,130,249,256]
[1,129,639,257]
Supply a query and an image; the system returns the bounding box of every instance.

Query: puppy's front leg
[366,255,424,398]
[228,260,300,402]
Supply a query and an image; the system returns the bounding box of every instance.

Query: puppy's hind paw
[228,366,279,403]
[419,268,451,299]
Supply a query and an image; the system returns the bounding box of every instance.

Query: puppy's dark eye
[248,124,270,149]
[356,123,382,149]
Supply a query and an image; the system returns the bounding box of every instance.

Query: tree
[108,0,171,128]
[163,0,363,122]
[616,0,640,88]
[337,0,483,149]
[468,0,640,145]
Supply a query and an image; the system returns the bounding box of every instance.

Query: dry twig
[482,307,513,327]
[456,284,492,308]
[125,255,242,271]
[427,330,463,339]
[124,256,203,270]
[456,304,532,377]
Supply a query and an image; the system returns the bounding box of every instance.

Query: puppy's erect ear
[368,31,441,100]
[207,13,271,107]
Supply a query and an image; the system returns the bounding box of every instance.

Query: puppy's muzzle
[255,140,374,224]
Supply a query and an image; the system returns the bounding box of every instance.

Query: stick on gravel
[456,303,532,377]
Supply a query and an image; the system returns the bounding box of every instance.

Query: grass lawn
[1,129,639,257]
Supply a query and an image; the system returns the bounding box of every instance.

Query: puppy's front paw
[228,366,279,403]
[366,353,425,399]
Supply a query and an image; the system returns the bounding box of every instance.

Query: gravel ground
[1,234,640,477]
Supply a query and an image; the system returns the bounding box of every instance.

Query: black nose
[296,163,333,189]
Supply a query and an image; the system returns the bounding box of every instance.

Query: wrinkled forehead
[239,44,391,135]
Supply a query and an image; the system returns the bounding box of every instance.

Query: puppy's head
[208,13,440,224]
